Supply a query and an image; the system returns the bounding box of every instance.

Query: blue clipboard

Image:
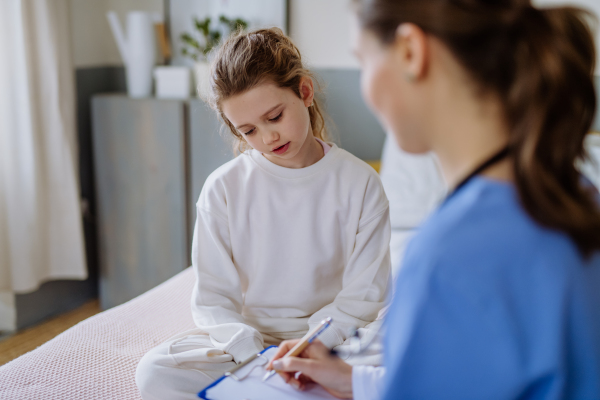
[198,345,278,399]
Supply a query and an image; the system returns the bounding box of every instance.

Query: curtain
[0,0,86,331]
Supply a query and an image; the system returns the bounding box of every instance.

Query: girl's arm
[190,203,264,364]
[307,175,392,348]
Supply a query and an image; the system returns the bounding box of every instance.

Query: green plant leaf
[233,18,247,30]
[180,33,201,50]
[181,14,248,62]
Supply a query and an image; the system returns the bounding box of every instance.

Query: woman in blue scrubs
[268,0,600,398]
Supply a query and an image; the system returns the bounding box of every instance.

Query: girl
[268,0,600,399]
[135,28,391,399]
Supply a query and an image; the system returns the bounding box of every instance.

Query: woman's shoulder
[404,177,589,281]
[399,177,600,337]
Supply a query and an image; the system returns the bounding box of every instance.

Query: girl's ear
[299,76,314,107]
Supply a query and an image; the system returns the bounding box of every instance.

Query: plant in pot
[180,16,248,98]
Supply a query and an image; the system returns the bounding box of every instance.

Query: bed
[0,267,197,400]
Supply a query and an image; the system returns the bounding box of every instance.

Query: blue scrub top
[383,177,600,400]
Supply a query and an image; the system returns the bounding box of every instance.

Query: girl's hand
[266,339,353,399]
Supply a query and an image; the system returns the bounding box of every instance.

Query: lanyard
[444,146,510,202]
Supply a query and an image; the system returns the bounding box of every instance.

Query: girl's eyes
[269,112,283,122]
[242,112,282,135]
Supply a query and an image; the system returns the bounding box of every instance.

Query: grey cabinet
[91,95,233,309]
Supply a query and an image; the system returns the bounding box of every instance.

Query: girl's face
[350,17,431,154]
[221,79,319,168]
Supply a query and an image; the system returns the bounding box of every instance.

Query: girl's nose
[263,130,280,145]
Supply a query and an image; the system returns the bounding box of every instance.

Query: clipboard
[198,346,337,400]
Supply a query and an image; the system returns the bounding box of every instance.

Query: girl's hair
[207,27,329,153]
[354,0,600,257]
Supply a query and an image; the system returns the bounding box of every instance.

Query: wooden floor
[0,299,101,366]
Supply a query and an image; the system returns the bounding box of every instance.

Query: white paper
[204,347,337,400]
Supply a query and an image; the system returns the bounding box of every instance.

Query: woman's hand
[266,339,353,399]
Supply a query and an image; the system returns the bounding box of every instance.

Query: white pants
[135,328,286,400]
[136,322,384,400]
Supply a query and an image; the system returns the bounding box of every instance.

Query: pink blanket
[0,267,196,400]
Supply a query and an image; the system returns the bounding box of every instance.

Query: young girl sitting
[135,27,391,400]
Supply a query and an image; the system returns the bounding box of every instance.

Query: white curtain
[0,0,87,331]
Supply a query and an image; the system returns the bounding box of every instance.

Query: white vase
[107,11,156,98]
[194,61,211,99]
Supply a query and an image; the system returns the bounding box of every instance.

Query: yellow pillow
[365,160,381,173]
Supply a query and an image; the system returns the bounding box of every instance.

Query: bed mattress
[0,267,196,400]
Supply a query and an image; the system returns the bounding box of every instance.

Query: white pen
[262,317,333,382]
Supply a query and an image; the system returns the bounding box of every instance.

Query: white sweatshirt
[191,143,391,363]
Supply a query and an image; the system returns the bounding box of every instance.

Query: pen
[262,317,333,382]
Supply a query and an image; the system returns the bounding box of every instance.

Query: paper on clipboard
[200,347,337,400]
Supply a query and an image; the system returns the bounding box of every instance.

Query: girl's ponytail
[355,0,600,257]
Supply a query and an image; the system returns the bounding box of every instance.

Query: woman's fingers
[276,370,295,383]
[268,338,328,370]
[266,340,353,399]
[300,339,330,359]
[272,356,318,377]
[298,372,314,385]
[266,339,303,369]
[267,338,350,395]
[276,351,354,398]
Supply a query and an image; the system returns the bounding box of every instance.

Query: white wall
[289,0,358,69]
[69,0,162,68]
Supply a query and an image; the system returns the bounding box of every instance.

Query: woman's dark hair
[354,0,600,257]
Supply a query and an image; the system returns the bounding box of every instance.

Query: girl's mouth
[272,142,290,155]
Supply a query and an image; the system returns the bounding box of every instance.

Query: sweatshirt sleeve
[190,197,264,364]
[307,174,392,348]
[353,366,387,400]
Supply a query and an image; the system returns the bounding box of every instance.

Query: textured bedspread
[0,267,196,400]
